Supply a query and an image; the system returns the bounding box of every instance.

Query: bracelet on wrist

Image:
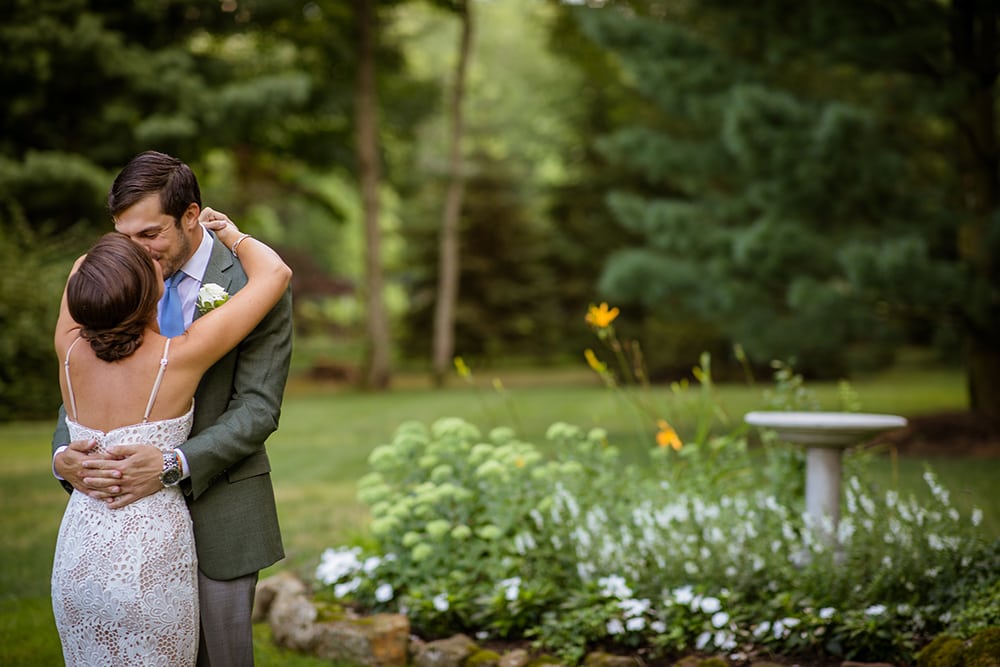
[231,233,252,258]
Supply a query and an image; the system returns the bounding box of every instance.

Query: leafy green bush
[314,306,996,663]
[315,408,995,663]
[0,220,82,420]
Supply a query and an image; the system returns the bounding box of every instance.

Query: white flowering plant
[196,283,229,315]
[313,308,997,664]
[315,406,995,663]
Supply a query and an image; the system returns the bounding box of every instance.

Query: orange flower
[585,302,620,328]
[656,419,683,451]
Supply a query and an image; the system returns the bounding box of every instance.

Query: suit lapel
[194,234,236,322]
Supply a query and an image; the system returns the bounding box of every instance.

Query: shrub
[0,219,82,420]
[315,410,995,663]
[314,305,998,663]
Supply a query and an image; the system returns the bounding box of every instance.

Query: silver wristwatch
[160,450,182,487]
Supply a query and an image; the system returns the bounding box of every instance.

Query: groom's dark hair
[108,151,202,225]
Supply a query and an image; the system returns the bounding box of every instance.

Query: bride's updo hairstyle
[68,233,160,362]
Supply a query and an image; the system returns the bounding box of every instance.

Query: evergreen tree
[402,149,562,365]
[0,0,431,414]
[574,1,992,413]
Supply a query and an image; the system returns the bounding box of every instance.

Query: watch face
[162,469,182,485]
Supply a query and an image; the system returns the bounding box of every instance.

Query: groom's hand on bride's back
[72,443,164,509]
[54,439,121,498]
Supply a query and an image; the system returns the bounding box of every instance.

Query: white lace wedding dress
[52,338,199,666]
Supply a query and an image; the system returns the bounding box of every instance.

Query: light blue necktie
[159,272,186,338]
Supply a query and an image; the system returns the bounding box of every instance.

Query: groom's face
[114,193,201,279]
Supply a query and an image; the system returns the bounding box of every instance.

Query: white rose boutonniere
[197,283,230,315]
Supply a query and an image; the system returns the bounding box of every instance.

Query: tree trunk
[431,0,473,387]
[355,0,392,390]
[952,0,1000,422]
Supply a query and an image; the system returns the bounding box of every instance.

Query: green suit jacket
[53,234,292,581]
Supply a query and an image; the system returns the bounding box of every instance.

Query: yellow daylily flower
[585,302,620,329]
[656,419,683,451]
[584,348,607,373]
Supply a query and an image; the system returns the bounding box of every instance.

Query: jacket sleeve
[51,404,74,494]
[180,286,293,501]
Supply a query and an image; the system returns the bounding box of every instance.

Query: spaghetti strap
[143,338,172,422]
[63,337,84,422]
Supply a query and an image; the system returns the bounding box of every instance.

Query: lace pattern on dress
[52,337,199,666]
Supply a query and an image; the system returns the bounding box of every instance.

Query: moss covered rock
[696,658,729,667]
[917,635,965,667]
[582,651,638,667]
[671,657,729,667]
[466,649,502,667]
[918,628,1000,667]
[965,627,1000,667]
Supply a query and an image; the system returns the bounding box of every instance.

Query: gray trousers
[196,570,259,667]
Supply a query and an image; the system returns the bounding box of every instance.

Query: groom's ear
[181,203,201,232]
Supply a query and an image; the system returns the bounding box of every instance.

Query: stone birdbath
[744,411,908,535]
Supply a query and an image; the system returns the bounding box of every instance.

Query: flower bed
[313,415,998,664]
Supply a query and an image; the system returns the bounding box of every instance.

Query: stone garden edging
[254,572,928,667]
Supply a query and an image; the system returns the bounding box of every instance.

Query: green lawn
[2,364,995,666]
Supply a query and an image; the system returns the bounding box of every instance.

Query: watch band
[160,450,181,487]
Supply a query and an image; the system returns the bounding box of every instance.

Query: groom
[52,150,293,666]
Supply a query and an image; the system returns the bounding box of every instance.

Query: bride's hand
[199,206,243,249]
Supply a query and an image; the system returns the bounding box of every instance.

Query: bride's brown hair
[68,233,161,362]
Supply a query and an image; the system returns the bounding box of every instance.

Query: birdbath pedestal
[744,411,908,532]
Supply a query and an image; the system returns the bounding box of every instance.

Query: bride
[51,222,291,666]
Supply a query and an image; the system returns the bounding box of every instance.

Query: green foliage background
[575,2,973,378]
[1,0,997,417]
